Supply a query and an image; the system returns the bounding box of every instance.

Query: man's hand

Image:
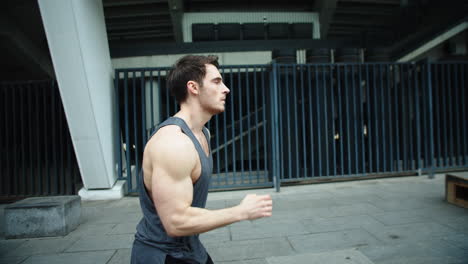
[238,194,273,221]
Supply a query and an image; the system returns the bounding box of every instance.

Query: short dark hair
[167,55,220,103]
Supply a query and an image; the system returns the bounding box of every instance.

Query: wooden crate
[445,173,468,209]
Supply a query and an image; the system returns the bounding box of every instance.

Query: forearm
[168,205,246,237]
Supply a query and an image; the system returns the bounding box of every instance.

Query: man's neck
[174,104,212,133]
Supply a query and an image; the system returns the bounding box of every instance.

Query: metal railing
[115,61,468,193]
[0,80,82,198]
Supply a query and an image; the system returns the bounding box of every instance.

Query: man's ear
[187,80,200,96]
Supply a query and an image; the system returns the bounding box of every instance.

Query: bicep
[149,138,197,229]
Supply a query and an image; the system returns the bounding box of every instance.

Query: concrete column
[38,0,120,196]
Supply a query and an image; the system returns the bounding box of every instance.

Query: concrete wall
[112,51,273,69]
[39,0,117,189]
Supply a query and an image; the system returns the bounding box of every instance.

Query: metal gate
[115,61,468,193]
[1,80,82,199]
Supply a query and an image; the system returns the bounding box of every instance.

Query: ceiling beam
[167,0,184,42]
[314,0,338,39]
[0,14,55,78]
[104,4,169,18]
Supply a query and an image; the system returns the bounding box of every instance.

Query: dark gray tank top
[132,117,213,264]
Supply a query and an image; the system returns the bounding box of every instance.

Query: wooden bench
[445,172,468,209]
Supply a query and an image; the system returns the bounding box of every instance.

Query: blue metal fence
[115,61,468,193]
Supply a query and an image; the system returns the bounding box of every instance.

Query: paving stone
[108,223,138,235]
[326,203,384,218]
[301,215,384,234]
[0,239,26,256]
[288,229,382,254]
[441,233,468,250]
[370,210,428,226]
[0,256,28,264]
[65,234,134,252]
[107,248,131,264]
[205,237,294,262]
[4,237,79,257]
[65,223,117,238]
[230,219,309,240]
[21,250,115,264]
[360,239,468,264]
[364,222,459,244]
[375,256,467,264]
[266,249,375,264]
[218,259,268,264]
[200,226,231,244]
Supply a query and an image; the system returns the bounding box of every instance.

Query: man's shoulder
[146,125,194,156]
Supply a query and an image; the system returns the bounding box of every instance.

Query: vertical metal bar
[285,66,292,179]
[215,110,220,186]
[158,70,162,121]
[132,73,140,191]
[442,64,448,166]
[2,85,8,195]
[426,62,435,178]
[253,67,260,181]
[150,71,154,128]
[223,70,228,184]
[238,67,244,183]
[352,65,359,174]
[453,63,461,165]
[59,83,66,193]
[261,68,267,182]
[386,65,393,171]
[360,64,366,174]
[366,65,373,172]
[52,82,58,194]
[345,65,351,175]
[124,71,132,191]
[448,64,454,166]
[300,65,308,177]
[461,64,467,165]
[407,64,414,170]
[308,65,315,177]
[115,71,123,180]
[230,68,236,183]
[372,64,380,172]
[42,83,49,194]
[323,66,329,176]
[315,65,322,176]
[293,65,300,178]
[379,64,386,172]
[141,71,147,146]
[435,64,441,167]
[414,64,421,171]
[246,68,252,182]
[330,64,337,176]
[273,63,281,191]
[278,65,284,181]
[400,65,407,170]
[421,64,428,169]
[394,65,400,171]
[26,83,33,194]
[337,65,344,175]
[66,106,72,194]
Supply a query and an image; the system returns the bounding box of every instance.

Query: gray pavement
[1,173,467,264]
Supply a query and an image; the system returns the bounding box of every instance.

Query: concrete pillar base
[78,180,127,201]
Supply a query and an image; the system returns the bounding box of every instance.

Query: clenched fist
[238,194,273,221]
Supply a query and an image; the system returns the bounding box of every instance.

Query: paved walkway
[1,173,467,264]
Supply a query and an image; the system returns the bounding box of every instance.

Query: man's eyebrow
[211,77,223,82]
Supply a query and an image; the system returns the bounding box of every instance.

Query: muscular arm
[148,130,272,237]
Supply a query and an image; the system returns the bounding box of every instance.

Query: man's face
[198,64,230,114]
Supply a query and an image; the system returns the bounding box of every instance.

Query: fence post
[271,62,281,192]
[114,70,123,181]
[426,62,435,179]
